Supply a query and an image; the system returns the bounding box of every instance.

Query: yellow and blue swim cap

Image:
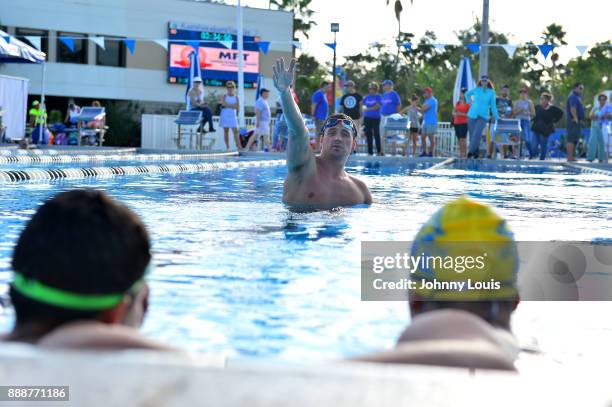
[409,196,518,301]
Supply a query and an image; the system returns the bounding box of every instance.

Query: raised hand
[272,58,296,93]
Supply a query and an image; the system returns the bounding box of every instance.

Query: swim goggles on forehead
[323,118,357,136]
[10,263,153,311]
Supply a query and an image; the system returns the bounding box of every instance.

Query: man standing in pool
[273,58,372,208]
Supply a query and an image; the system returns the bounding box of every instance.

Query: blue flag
[59,36,75,52]
[466,43,481,54]
[402,42,413,51]
[538,44,555,59]
[123,39,136,55]
[325,42,336,50]
[185,50,202,110]
[257,41,270,54]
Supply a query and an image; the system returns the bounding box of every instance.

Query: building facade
[0,0,294,112]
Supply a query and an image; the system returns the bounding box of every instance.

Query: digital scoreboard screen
[167,22,260,87]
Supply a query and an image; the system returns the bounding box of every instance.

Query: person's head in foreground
[355,197,520,371]
[319,113,359,162]
[408,196,520,331]
[6,190,171,350]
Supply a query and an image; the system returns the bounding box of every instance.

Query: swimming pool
[0,157,611,363]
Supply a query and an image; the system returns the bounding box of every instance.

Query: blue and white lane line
[0,159,286,183]
[0,152,237,164]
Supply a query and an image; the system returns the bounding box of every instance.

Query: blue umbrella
[1,30,47,143]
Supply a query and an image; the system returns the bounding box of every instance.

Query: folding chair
[174,110,215,150]
[383,115,411,156]
[77,107,107,146]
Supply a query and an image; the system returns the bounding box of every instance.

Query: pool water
[0,159,611,363]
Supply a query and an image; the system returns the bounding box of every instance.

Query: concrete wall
[0,0,293,106]
[0,343,609,406]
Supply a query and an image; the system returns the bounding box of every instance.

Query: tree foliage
[296,22,610,121]
[269,0,317,39]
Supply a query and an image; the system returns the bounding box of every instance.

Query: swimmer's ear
[98,299,131,325]
[512,293,520,311]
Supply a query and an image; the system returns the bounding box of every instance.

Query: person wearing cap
[465,75,499,158]
[246,88,272,151]
[340,80,363,138]
[362,82,383,156]
[188,76,216,133]
[273,58,372,208]
[28,100,48,145]
[452,88,471,158]
[2,190,175,351]
[421,86,438,157]
[354,196,521,371]
[379,80,402,154]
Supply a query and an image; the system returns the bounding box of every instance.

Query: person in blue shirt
[379,80,402,154]
[362,82,384,155]
[465,75,499,159]
[566,82,585,162]
[587,93,612,163]
[311,81,331,150]
[421,87,438,157]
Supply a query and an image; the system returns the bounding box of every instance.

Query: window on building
[15,27,49,56]
[96,36,126,67]
[57,31,87,64]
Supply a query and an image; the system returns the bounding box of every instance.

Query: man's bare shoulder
[348,174,372,204]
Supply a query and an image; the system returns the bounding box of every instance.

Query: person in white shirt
[247,88,272,151]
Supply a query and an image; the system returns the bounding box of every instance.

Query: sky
[225,0,610,64]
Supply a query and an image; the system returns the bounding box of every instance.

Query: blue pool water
[0,158,611,362]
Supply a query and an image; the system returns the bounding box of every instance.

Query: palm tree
[386,0,413,64]
[270,0,317,40]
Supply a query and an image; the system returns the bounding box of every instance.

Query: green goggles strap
[11,272,141,311]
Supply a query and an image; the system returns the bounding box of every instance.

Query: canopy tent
[0,30,47,141]
[453,56,476,105]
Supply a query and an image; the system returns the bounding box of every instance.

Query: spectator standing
[513,88,536,158]
[531,92,563,160]
[340,80,363,130]
[219,81,240,151]
[247,88,272,151]
[362,82,383,156]
[588,93,612,162]
[311,81,331,149]
[187,77,216,132]
[465,75,499,158]
[493,85,516,159]
[380,80,402,154]
[452,88,470,158]
[566,82,585,162]
[64,101,81,127]
[421,87,438,157]
[401,95,421,157]
[29,100,48,145]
